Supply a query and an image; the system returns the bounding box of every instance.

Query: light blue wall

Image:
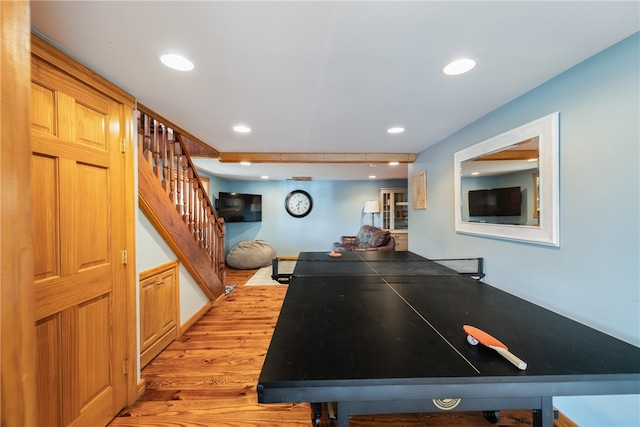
[201,177,406,256]
[408,33,639,426]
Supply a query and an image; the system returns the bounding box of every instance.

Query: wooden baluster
[192,178,198,237]
[200,188,205,248]
[162,125,170,193]
[201,201,208,251]
[136,112,142,156]
[175,146,183,216]
[205,199,211,255]
[192,182,199,239]
[217,217,226,282]
[153,119,161,179]
[168,128,176,204]
[187,167,194,231]
[211,211,216,266]
[204,210,210,261]
[196,184,203,246]
[142,113,152,165]
[182,157,189,224]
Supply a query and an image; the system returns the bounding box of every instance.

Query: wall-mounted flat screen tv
[468,186,522,217]
[217,192,262,222]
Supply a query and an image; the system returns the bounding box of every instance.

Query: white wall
[408,33,639,426]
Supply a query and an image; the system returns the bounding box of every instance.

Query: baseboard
[277,255,299,261]
[137,379,146,398]
[180,301,213,333]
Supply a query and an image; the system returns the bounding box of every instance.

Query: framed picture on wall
[412,170,427,209]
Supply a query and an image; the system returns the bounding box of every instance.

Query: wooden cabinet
[140,261,179,368]
[380,188,409,251]
[390,231,408,251]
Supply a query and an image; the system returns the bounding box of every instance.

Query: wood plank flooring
[108,266,577,427]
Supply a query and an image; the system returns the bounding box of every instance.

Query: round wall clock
[285,190,313,218]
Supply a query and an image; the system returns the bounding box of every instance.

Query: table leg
[532,396,554,427]
[311,403,322,426]
[337,402,350,427]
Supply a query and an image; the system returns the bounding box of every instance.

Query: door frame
[1,1,38,424]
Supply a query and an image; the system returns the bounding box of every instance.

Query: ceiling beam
[217,152,416,163]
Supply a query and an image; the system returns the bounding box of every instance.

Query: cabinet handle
[156,280,164,286]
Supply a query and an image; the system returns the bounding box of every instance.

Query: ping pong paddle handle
[490,345,527,370]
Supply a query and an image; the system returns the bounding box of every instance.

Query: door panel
[76,163,110,269]
[31,54,127,426]
[78,295,111,403]
[36,316,62,426]
[140,276,159,350]
[157,268,177,336]
[32,153,59,281]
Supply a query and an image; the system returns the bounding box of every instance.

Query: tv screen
[468,186,522,217]
[217,192,262,222]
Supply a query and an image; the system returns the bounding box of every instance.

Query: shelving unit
[380,188,409,251]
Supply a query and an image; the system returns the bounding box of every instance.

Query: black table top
[258,251,640,403]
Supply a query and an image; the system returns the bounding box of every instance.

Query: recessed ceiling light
[471,172,480,176]
[387,127,405,134]
[389,161,399,166]
[233,125,251,133]
[240,161,251,166]
[369,175,377,179]
[160,54,194,71]
[261,175,269,179]
[443,58,476,76]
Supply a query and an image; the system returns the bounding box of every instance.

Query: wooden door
[31,54,130,426]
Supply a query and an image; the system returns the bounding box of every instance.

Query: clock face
[285,190,312,218]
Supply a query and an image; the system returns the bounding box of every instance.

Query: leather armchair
[332,225,396,252]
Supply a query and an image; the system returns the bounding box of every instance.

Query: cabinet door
[380,188,408,230]
[139,261,179,368]
[156,269,177,337]
[381,192,392,229]
[392,192,409,230]
[140,276,159,352]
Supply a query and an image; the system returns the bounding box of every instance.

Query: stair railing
[137,111,225,285]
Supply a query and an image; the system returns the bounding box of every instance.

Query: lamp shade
[363,200,380,214]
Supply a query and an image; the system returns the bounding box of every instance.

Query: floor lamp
[363,200,380,226]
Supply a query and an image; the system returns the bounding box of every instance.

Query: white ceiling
[30,1,639,181]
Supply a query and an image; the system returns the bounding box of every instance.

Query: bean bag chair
[226,240,276,269]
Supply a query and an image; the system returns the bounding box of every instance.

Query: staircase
[137,108,226,300]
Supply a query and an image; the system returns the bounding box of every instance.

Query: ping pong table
[257,251,640,426]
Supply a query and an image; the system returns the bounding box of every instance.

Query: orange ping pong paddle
[463,325,527,370]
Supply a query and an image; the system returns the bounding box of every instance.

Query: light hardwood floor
[108,266,576,426]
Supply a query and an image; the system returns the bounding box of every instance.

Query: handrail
[137,111,226,287]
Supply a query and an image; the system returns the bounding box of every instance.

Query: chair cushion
[226,240,276,269]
